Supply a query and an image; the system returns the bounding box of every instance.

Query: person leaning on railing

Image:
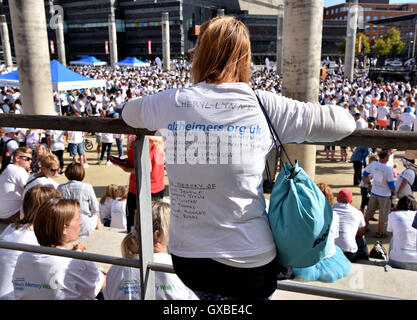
[121,15,356,300]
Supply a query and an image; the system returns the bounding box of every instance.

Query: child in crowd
[103,200,198,300]
[110,185,128,230]
[100,184,118,227]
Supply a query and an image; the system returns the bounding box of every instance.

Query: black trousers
[171,254,279,300]
[52,150,64,170]
[352,161,363,186]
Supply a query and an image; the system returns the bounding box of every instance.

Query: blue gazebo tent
[0,60,106,90]
[69,56,107,66]
[115,57,150,67]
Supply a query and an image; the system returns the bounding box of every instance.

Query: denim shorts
[68,142,84,157]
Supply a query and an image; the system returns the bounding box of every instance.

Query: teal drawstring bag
[256,93,333,268]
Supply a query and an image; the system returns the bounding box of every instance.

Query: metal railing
[1,113,415,301]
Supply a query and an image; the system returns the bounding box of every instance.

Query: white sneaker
[106,161,112,165]
[83,163,90,168]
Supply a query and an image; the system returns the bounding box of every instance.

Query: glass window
[374,16,378,20]
[381,16,386,19]
[331,9,334,15]
[335,8,338,14]
[366,15,371,21]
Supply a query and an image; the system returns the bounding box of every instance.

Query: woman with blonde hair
[110,185,128,230]
[99,184,118,227]
[24,153,60,193]
[30,144,48,174]
[0,185,62,299]
[12,198,105,300]
[122,16,355,299]
[103,200,197,300]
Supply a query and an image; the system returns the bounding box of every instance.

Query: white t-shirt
[122,82,356,258]
[0,164,29,219]
[333,203,366,253]
[395,169,415,199]
[399,112,415,127]
[377,106,389,120]
[103,253,198,300]
[67,131,83,144]
[100,133,113,144]
[2,136,19,155]
[24,175,59,195]
[363,161,395,197]
[355,118,368,130]
[47,130,65,152]
[0,224,39,300]
[13,252,104,300]
[110,200,127,230]
[99,198,115,222]
[387,210,417,263]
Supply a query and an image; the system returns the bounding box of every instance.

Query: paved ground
[2,138,417,300]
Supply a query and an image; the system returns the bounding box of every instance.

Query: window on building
[366,15,371,21]
[374,16,378,20]
[326,10,329,15]
[381,16,386,19]
[335,8,338,14]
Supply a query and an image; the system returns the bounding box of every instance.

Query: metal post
[56,15,66,66]
[276,5,284,75]
[134,135,155,300]
[108,13,118,66]
[8,0,55,115]
[281,0,323,179]
[161,12,170,71]
[217,9,225,17]
[0,15,13,67]
[345,0,358,82]
[412,21,416,59]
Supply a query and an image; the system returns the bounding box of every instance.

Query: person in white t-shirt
[110,186,128,230]
[333,189,367,262]
[99,184,118,227]
[98,132,114,165]
[0,127,20,173]
[0,147,32,223]
[362,150,396,238]
[398,107,416,131]
[24,153,60,195]
[395,167,415,200]
[47,129,66,174]
[387,195,417,271]
[122,16,356,299]
[103,200,198,300]
[12,198,105,300]
[376,102,389,129]
[0,185,62,299]
[67,108,89,168]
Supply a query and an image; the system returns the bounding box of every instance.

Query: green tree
[372,27,405,55]
[337,32,371,55]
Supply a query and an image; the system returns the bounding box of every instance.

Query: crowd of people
[1,15,417,299]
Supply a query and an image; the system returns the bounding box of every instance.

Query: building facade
[323,1,417,47]
[0,0,283,64]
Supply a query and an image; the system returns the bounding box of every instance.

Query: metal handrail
[0,240,404,300]
[0,113,414,300]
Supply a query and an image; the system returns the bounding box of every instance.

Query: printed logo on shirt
[158,121,269,165]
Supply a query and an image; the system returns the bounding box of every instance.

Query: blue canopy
[115,57,150,67]
[0,60,106,90]
[69,56,107,66]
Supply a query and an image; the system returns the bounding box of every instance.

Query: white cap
[3,127,17,134]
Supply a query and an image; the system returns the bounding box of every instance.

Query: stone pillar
[344,0,358,83]
[0,15,13,67]
[282,0,324,179]
[161,12,170,71]
[9,0,55,115]
[108,13,118,66]
[55,15,66,66]
[276,7,284,75]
